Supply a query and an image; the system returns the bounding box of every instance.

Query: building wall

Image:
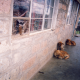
[0,0,79,80]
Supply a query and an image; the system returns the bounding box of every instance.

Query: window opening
[12,0,54,35]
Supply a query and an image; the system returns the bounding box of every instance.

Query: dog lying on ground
[66,39,76,46]
[54,50,70,59]
[57,42,64,50]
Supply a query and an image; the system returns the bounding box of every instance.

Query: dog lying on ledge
[54,50,70,59]
[66,39,76,46]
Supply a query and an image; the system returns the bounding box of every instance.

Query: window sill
[11,33,29,40]
[30,29,51,36]
[11,29,51,40]
[67,24,71,25]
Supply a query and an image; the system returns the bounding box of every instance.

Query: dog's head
[66,39,72,45]
[67,39,71,42]
[58,42,64,47]
[57,42,64,50]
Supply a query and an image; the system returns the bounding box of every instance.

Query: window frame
[12,0,54,36]
[43,0,54,30]
[66,0,73,25]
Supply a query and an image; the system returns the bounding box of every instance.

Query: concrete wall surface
[0,0,79,80]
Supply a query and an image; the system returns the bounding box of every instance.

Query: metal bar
[29,0,32,33]
[13,17,30,20]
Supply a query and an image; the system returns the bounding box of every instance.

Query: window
[44,0,54,29]
[12,0,54,35]
[66,0,73,24]
[13,0,30,35]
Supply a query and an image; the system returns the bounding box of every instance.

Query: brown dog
[54,50,70,59]
[57,42,64,50]
[66,39,76,46]
[19,24,23,35]
[71,41,76,46]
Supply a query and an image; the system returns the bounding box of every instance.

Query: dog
[19,24,23,35]
[57,42,64,50]
[66,39,76,46]
[54,50,70,59]
[23,21,29,33]
[71,41,76,46]
[66,39,72,45]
